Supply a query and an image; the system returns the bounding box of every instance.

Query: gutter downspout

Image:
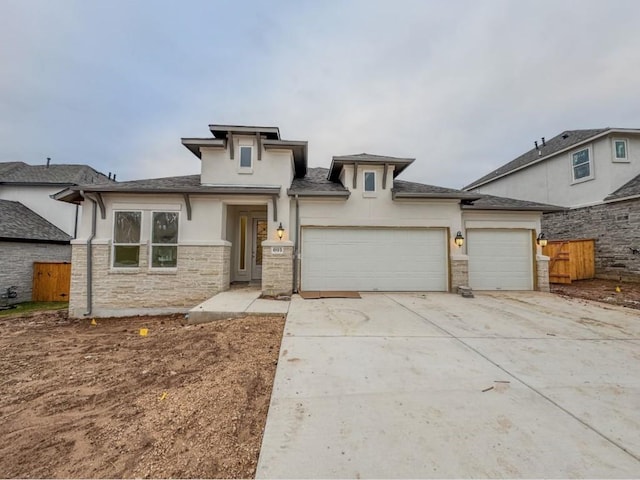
[84,193,97,316]
[293,194,300,293]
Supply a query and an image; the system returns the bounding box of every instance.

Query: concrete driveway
[256,292,640,478]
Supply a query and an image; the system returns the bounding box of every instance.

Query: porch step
[187,288,290,324]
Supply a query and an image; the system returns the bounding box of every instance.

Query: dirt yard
[0,311,285,479]
[551,278,640,310]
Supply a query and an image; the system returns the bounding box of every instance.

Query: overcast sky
[1,0,639,188]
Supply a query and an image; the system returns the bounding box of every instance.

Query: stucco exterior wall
[470,134,640,208]
[0,185,80,236]
[199,136,294,188]
[0,241,71,303]
[69,242,230,318]
[543,199,640,281]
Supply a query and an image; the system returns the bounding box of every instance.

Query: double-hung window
[113,211,141,268]
[571,148,593,182]
[151,212,179,268]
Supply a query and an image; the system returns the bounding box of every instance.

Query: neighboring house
[55,124,561,319]
[0,160,114,237]
[464,128,640,280]
[0,199,72,303]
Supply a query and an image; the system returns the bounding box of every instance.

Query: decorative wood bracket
[227,132,234,159]
[256,133,262,161]
[94,192,106,220]
[271,194,278,222]
[382,162,389,190]
[353,162,358,189]
[183,193,192,220]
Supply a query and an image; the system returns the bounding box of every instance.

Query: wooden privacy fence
[32,262,71,302]
[542,239,595,284]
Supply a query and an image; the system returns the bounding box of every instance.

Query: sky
[1,0,639,189]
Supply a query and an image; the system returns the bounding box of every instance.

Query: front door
[252,218,267,280]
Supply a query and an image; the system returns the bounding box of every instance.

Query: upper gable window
[363,171,376,196]
[571,147,593,183]
[612,139,629,162]
[239,146,252,170]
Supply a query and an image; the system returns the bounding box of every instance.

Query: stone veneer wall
[536,255,550,292]
[450,257,469,291]
[0,241,71,303]
[543,199,640,281]
[262,241,293,296]
[69,243,230,318]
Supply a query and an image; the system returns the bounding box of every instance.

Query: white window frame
[112,210,142,269]
[238,145,253,173]
[363,170,377,197]
[570,146,594,184]
[612,138,629,163]
[149,211,179,270]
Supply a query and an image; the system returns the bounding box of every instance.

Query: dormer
[328,153,414,198]
[181,124,307,186]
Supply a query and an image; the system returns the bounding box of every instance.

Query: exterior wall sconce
[536,232,548,247]
[454,231,464,247]
[277,222,285,240]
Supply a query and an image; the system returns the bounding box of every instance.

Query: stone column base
[450,255,469,292]
[262,240,294,297]
[536,254,550,292]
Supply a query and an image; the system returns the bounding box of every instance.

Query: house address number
[271,247,284,255]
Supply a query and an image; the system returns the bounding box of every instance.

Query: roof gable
[328,153,414,182]
[464,128,611,190]
[0,162,113,186]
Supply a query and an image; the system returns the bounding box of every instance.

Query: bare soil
[0,311,285,479]
[551,278,640,310]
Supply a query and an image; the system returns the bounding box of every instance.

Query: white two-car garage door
[301,227,447,291]
[467,229,533,290]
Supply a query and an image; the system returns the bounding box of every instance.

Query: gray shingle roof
[0,162,113,185]
[463,194,564,212]
[605,173,640,201]
[392,179,480,199]
[0,162,27,175]
[288,167,349,195]
[0,200,72,242]
[464,128,610,190]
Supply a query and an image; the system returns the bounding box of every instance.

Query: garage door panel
[301,228,447,291]
[468,230,533,290]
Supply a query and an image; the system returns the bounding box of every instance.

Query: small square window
[613,139,628,162]
[571,148,592,182]
[239,146,252,168]
[364,171,376,192]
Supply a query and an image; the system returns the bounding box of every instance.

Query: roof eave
[56,185,282,197]
[208,124,281,140]
[461,205,566,213]
[180,138,226,159]
[463,128,640,190]
[286,189,350,198]
[392,191,482,201]
[328,157,415,182]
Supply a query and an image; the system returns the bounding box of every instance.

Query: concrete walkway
[256,292,640,478]
[187,288,289,323]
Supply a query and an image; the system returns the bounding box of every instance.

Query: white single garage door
[467,229,533,290]
[301,227,447,291]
